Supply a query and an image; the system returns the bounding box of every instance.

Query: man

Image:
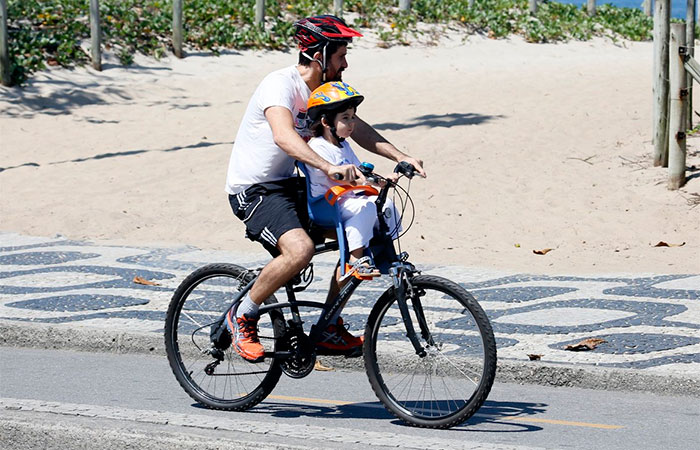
[224,15,426,362]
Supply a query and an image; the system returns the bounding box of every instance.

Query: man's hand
[399,156,426,178]
[328,164,364,184]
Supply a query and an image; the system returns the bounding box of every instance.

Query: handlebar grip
[332,173,344,181]
[394,161,417,179]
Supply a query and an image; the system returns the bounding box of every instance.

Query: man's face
[325,45,348,81]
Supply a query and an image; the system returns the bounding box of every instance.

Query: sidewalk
[1,231,698,395]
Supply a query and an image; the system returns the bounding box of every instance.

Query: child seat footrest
[341,256,381,281]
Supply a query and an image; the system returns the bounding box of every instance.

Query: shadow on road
[195,398,547,432]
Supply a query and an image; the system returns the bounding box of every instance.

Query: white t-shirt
[306,137,361,197]
[225,65,312,195]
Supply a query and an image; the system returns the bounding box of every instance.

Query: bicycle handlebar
[393,161,418,179]
[332,162,417,182]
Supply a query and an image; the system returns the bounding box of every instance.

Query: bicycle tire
[364,275,497,428]
[164,263,285,411]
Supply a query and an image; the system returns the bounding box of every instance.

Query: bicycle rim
[365,275,496,428]
[165,264,283,410]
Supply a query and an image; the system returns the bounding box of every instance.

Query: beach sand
[1,33,698,275]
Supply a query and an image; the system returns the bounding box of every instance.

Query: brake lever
[394,161,417,179]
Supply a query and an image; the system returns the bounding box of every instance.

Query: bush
[4,0,654,86]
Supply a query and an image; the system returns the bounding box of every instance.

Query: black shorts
[229,178,312,256]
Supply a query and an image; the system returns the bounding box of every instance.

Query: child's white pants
[338,196,401,252]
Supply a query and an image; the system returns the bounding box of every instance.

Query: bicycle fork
[390,263,432,358]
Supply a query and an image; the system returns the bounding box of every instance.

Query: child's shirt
[306,137,361,197]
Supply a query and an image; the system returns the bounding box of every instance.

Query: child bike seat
[297,163,379,280]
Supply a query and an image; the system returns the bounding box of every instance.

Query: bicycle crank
[278,327,316,379]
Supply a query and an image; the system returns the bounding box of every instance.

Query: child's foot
[342,256,381,281]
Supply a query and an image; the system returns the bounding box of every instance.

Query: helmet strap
[301,45,328,82]
[322,114,344,148]
[330,125,344,147]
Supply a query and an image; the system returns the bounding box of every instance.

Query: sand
[1,32,698,275]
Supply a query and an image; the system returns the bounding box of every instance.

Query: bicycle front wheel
[164,263,285,411]
[364,275,497,428]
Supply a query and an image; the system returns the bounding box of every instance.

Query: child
[305,81,401,280]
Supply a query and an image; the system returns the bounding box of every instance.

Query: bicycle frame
[209,167,430,360]
[166,162,497,428]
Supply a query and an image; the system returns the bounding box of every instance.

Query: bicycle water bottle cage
[297,162,379,279]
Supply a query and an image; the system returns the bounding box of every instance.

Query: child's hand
[375,172,399,187]
[329,164,365,185]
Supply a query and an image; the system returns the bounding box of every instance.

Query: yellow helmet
[307,82,364,121]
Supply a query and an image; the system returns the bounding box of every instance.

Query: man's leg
[317,259,363,355]
[228,228,314,362]
[249,228,315,304]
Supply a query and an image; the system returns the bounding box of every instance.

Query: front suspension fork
[390,264,430,358]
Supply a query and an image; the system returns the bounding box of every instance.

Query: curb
[0,406,310,450]
[0,417,299,450]
[2,320,699,398]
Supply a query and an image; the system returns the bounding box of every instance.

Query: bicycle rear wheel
[364,275,497,428]
[164,263,285,411]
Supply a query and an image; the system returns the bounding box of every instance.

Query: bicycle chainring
[279,328,316,379]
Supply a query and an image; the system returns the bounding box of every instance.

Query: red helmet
[294,15,363,52]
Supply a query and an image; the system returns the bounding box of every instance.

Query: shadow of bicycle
[205,398,546,432]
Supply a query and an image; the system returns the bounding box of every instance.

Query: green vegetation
[6,0,655,85]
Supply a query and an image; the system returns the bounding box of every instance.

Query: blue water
[556,0,697,19]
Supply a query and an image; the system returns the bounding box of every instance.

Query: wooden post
[89,0,101,70]
[587,0,596,16]
[255,0,265,27]
[334,0,343,18]
[0,0,10,86]
[399,0,411,12]
[686,0,696,129]
[529,0,538,14]
[644,0,652,17]
[173,0,183,58]
[653,0,670,167]
[668,22,688,189]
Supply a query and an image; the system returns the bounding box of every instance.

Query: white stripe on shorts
[237,191,246,208]
[242,196,263,223]
[261,227,277,246]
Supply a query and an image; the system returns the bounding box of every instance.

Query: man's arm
[265,106,361,182]
[352,116,426,177]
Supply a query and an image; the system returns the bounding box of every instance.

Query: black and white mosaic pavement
[1,232,699,377]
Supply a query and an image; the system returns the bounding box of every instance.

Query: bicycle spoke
[165,264,283,411]
[366,275,496,427]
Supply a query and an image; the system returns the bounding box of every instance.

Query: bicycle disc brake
[279,327,316,379]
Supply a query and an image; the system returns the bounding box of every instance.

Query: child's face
[333,106,356,139]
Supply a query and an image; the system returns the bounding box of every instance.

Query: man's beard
[327,69,343,82]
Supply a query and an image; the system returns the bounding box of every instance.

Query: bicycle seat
[297,163,378,279]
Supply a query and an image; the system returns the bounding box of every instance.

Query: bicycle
[164,162,497,429]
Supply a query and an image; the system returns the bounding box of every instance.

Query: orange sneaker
[226,309,265,363]
[316,317,364,352]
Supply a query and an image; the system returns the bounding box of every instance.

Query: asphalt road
[1,347,698,449]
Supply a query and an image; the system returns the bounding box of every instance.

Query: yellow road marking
[504,416,624,429]
[267,394,354,406]
[265,395,624,429]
